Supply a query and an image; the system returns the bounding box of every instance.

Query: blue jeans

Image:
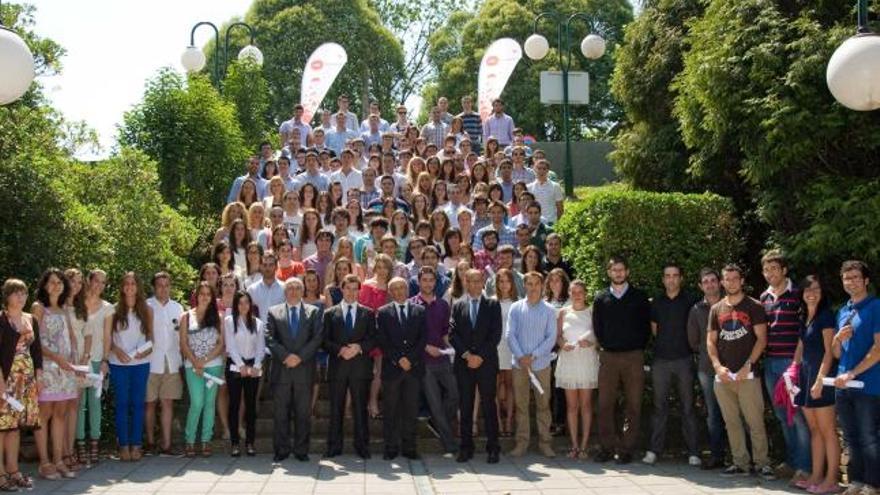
[109,363,150,447]
[837,390,880,488]
[697,370,726,461]
[763,357,811,471]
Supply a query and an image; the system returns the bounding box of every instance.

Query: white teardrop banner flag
[301,43,348,125]
[478,38,523,121]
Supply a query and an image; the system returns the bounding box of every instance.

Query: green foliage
[224,59,273,146]
[555,186,741,297]
[609,0,703,191]
[424,0,633,139]
[119,70,249,217]
[206,0,405,125]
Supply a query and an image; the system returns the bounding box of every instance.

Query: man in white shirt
[442,184,472,230]
[329,150,364,197]
[437,97,454,125]
[527,159,565,224]
[337,94,359,132]
[421,106,449,149]
[326,112,357,157]
[360,100,390,133]
[279,103,313,147]
[145,272,184,456]
[361,114,383,148]
[247,253,285,323]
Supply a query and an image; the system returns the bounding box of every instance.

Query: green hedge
[556,185,742,296]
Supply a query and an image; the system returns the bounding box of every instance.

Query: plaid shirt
[473,223,517,250]
[473,249,498,273]
[359,189,380,210]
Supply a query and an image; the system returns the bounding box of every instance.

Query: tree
[423,0,633,139]
[205,0,405,126]
[119,69,250,217]
[224,58,273,146]
[609,0,704,192]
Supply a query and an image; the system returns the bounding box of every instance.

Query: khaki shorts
[146,371,183,402]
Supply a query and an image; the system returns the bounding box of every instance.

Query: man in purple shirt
[303,231,334,289]
[482,98,515,146]
[410,266,458,456]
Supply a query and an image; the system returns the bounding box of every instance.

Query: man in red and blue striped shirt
[760,250,811,481]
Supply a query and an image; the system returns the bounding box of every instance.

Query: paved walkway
[21,455,801,495]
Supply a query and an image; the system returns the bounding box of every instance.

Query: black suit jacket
[449,296,502,371]
[376,302,427,379]
[266,301,322,384]
[322,303,376,381]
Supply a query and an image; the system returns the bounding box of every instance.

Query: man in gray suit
[266,278,323,462]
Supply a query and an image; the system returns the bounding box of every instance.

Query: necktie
[288,306,299,340]
[470,299,478,328]
[345,306,354,337]
[397,304,405,326]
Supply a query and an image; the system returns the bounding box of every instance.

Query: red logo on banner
[486,56,499,66]
[311,59,324,70]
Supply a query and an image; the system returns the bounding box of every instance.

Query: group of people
[0,94,877,495]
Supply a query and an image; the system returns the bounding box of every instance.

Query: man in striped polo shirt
[760,250,811,482]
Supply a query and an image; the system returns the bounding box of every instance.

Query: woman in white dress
[555,280,599,459]
[494,268,517,438]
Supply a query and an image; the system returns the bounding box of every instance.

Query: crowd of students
[0,95,877,495]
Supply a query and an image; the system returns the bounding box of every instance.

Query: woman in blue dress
[793,274,839,494]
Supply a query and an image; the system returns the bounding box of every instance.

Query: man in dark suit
[322,274,376,459]
[376,277,428,460]
[266,278,323,462]
[450,268,502,464]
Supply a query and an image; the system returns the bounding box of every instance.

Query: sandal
[89,440,100,464]
[567,447,580,459]
[130,447,142,462]
[38,463,60,481]
[63,454,82,472]
[185,444,196,458]
[8,472,32,490]
[76,440,88,465]
[0,474,18,492]
[201,443,212,457]
[55,462,76,479]
[118,446,131,462]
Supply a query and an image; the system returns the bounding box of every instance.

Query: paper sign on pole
[301,43,348,125]
[478,38,523,121]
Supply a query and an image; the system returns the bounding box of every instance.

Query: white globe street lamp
[0,22,35,105]
[181,45,207,73]
[524,34,550,61]
[238,44,264,66]
[827,33,880,111]
[580,34,606,60]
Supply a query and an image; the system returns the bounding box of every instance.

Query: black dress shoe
[594,450,612,463]
[402,451,420,460]
[355,449,371,459]
[272,452,289,463]
[487,451,500,464]
[383,451,398,460]
[615,453,632,464]
[456,450,473,463]
[323,450,341,459]
[294,453,310,462]
[701,457,725,470]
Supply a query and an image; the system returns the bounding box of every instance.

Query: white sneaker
[688,455,701,467]
[642,451,657,465]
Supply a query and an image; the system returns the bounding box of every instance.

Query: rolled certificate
[528,370,545,395]
[128,341,153,360]
[230,364,262,377]
[783,374,800,403]
[438,347,456,363]
[822,377,864,389]
[715,371,755,383]
[204,372,226,389]
[71,364,91,373]
[2,394,24,412]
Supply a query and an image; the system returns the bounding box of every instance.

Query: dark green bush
[555,185,742,296]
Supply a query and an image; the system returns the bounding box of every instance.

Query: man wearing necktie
[266,278,323,462]
[322,274,376,459]
[376,277,427,460]
[449,269,503,464]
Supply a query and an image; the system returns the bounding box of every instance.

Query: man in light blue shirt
[227,156,268,204]
[326,112,357,157]
[359,101,389,133]
[482,98,515,146]
[336,94,359,132]
[279,103,313,147]
[293,151,329,192]
[507,271,558,458]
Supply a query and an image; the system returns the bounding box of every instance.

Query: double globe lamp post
[180,21,264,88]
[522,12,606,198]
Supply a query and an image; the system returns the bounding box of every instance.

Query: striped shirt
[458,111,483,147]
[760,279,802,358]
[507,299,558,371]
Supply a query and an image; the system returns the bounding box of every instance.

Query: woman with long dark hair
[102,272,153,462]
[32,268,79,479]
[223,291,264,457]
[62,268,87,471]
[179,282,224,458]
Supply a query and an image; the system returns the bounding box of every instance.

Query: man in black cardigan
[592,256,651,464]
[449,268,502,464]
[322,274,376,459]
[376,277,427,460]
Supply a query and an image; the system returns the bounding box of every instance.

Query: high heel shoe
[55,462,76,479]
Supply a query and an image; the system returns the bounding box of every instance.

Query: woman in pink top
[358,254,392,419]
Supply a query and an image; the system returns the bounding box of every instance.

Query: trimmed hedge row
[555,186,742,297]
